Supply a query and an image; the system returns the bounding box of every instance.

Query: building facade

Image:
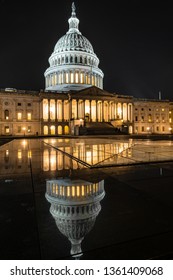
[0,3,172,136]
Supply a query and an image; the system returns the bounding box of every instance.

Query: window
[162,108,165,112]
[162,126,165,132]
[18,126,21,133]
[141,126,144,132]
[18,103,21,106]
[5,126,10,134]
[141,116,144,121]
[17,112,22,120]
[27,112,31,120]
[28,126,31,133]
[4,110,9,120]
[141,108,144,111]
[27,103,31,107]
[156,126,159,132]
[148,114,152,122]
[149,108,151,111]
[135,116,138,121]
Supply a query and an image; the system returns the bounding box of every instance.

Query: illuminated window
[58,125,62,135]
[17,112,22,120]
[148,114,152,122]
[5,126,10,134]
[27,112,31,120]
[28,126,31,133]
[4,110,9,120]
[50,125,55,135]
[162,108,165,112]
[64,125,69,135]
[43,126,48,135]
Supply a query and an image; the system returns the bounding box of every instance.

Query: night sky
[0,0,173,100]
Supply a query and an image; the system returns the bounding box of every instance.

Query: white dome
[44,2,104,92]
[54,33,94,54]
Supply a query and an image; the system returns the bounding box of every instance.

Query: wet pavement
[0,137,173,260]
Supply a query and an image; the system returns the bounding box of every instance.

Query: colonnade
[45,70,103,89]
[42,98,133,123]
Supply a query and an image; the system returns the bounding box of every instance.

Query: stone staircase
[83,122,119,135]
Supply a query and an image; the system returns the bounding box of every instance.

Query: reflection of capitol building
[45,178,105,258]
[0,138,133,175]
[0,3,173,136]
[42,139,133,171]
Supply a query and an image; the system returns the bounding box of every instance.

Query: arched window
[58,125,62,135]
[50,125,55,135]
[43,126,48,135]
[64,125,69,135]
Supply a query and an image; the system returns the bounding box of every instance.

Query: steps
[83,122,119,135]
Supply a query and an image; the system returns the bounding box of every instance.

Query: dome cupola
[44,2,104,92]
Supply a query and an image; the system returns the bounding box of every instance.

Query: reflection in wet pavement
[1,138,173,259]
[45,178,105,259]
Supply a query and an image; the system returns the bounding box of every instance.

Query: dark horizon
[0,0,173,100]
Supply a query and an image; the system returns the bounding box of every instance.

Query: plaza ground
[0,136,173,260]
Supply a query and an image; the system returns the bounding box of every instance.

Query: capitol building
[0,3,173,137]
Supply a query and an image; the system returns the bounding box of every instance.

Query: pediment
[71,86,115,98]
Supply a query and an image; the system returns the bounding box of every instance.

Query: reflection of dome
[45,178,105,259]
[44,2,104,92]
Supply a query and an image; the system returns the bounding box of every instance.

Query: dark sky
[0,0,173,100]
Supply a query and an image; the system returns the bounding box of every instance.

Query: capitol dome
[44,2,104,92]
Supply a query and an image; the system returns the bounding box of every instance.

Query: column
[48,99,50,121]
[62,100,64,121]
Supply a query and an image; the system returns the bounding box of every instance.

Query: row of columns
[45,71,103,89]
[46,181,103,199]
[42,99,133,122]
